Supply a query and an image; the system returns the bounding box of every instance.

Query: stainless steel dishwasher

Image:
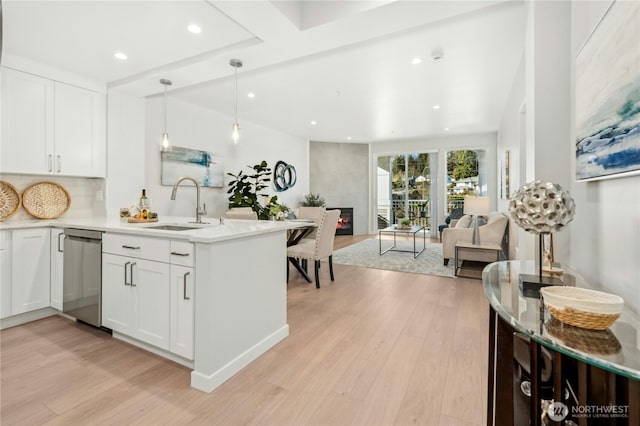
[63,228,103,327]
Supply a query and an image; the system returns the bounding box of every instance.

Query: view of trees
[447,150,478,181]
[389,153,430,200]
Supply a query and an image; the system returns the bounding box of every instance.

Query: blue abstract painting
[575,0,640,181]
[161,146,224,187]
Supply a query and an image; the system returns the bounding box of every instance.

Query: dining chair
[287,209,340,288]
[224,207,258,220]
[296,206,325,240]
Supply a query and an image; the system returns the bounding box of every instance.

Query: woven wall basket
[22,181,71,219]
[0,180,21,221]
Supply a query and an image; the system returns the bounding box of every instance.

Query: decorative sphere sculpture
[508,180,576,234]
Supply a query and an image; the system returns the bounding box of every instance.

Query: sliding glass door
[376,153,432,231]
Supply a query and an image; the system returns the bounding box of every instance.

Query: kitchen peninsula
[0,216,304,393]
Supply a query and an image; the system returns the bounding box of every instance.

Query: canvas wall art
[575,0,640,181]
[500,150,510,199]
[161,146,224,187]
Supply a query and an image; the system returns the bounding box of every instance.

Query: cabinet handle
[122,245,141,250]
[171,251,190,257]
[58,232,64,252]
[56,155,61,173]
[48,154,53,172]
[183,271,190,300]
[130,262,137,287]
[124,261,131,285]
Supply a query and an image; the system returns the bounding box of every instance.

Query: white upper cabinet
[1,68,54,174]
[53,81,106,176]
[0,67,106,177]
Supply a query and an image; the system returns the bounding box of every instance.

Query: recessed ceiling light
[310,121,317,125]
[411,57,422,65]
[247,92,255,98]
[187,24,201,34]
[114,52,127,60]
[347,136,352,141]
[444,127,450,131]
[432,105,441,110]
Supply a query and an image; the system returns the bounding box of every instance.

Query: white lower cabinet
[170,264,194,359]
[11,228,50,315]
[50,228,65,310]
[102,234,195,360]
[0,231,12,319]
[102,254,170,350]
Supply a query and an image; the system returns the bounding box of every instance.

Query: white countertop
[0,216,309,244]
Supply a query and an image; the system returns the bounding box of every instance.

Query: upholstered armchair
[438,207,464,240]
[441,212,509,265]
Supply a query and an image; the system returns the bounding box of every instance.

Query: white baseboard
[191,324,289,393]
[0,308,58,330]
[111,332,194,369]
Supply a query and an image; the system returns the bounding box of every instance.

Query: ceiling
[2,0,526,143]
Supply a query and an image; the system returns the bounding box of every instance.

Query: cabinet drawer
[103,234,170,263]
[170,241,195,267]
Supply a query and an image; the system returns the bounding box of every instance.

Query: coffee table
[379,225,425,258]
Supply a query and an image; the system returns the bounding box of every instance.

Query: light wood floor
[1,235,489,426]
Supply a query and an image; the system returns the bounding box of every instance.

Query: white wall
[569,0,640,315]
[497,56,525,260]
[370,133,498,236]
[105,90,146,217]
[524,0,573,264]
[145,97,308,219]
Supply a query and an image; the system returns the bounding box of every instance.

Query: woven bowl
[540,287,624,330]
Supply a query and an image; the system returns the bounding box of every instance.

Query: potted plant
[227,160,273,220]
[268,199,290,221]
[417,200,428,218]
[299,193,325,207]
[394,207,409,227]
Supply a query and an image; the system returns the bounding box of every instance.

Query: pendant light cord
[234,66,238,124]
[163,83,168,134]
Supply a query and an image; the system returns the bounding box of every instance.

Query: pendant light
[160,78,172,150]
[230,59,243,143]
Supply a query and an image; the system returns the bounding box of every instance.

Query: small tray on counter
[128,217,159,223]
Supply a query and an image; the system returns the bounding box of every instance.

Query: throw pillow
[455,215,472,228]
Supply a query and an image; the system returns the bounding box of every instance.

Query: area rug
[331,238,455,277]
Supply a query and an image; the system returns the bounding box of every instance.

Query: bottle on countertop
[139,189,149,218]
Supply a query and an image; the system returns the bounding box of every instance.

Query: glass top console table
[483,261,639,425]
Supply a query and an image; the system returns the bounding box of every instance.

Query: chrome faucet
[171,176,208,223]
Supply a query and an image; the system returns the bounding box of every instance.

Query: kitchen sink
[145,224,202,231]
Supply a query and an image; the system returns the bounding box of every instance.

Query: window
[446,149,487,213]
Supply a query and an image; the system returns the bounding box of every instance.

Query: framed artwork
[161,146,224,187]
[575,0,640,181]
[500,150,510,199]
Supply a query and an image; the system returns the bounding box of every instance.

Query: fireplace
[330,207,353,235]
